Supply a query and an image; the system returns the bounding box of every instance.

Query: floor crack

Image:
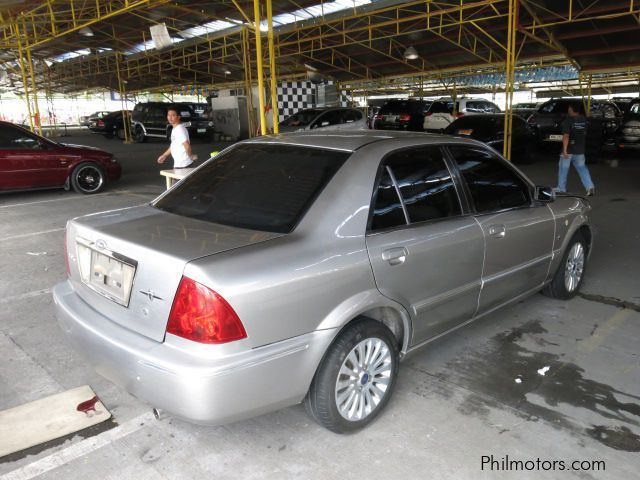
[577,292,640,313]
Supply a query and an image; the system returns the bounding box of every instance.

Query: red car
[0,121,121,194]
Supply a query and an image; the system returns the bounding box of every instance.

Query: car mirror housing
[535,185,555,203]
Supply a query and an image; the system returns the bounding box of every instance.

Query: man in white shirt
[157,106,194,168]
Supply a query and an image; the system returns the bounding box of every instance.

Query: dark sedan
[0,121,121,194]
[89,110,131,139]
[444,113,537,164]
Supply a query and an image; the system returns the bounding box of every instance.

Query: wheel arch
[316,290,412,355]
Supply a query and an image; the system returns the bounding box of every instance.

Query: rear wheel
[305,319,399,433]
[542,231,587,299]
[70,162,106,194]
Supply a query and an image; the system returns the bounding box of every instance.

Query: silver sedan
[54,131,592,433]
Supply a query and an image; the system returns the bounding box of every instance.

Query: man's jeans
[557,154,595,192]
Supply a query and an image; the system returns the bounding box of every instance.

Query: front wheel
[70,162,106,194]
[133,125,146,143]
[542,231,587,299]
[305,319,399,433]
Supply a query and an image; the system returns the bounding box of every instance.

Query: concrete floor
[1,131,639,479]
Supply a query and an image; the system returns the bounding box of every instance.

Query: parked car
[278,107,366,132]
[0,121,121,194]
[80,111,110,127]
[616,98,640,154]
[54,131,592,433]
[527,98,622,156]
[611,97,636,115]
[512,102,542,121]
[89,110,131,139]
[131,102,215,142]
[423,97,501,132]
[444,113,537,163]
[373,99,431,131]
[367,106,381,129]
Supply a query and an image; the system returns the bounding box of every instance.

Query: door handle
[488,224,506,238]
[382,247,408,266]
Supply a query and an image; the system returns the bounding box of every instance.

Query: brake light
[399,114,411,121]
[166,276,247,344]
[425,112,433,116]
[97,120,105,126]
[455,112,465,118]
[375,114,384,120]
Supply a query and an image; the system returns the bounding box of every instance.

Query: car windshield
[153,144,349,233]
[281,110,323,127]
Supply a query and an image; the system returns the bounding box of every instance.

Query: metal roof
[0,0,638,94]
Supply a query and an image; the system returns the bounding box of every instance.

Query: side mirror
[535,185,555,203]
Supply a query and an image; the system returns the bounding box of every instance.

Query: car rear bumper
[53,280,336,425]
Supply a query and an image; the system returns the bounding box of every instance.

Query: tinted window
[370,168,407,231]
[449,146,530,213]
[0,126,41,149]
[430,101,454,114]
[281,109,323,127]
[154,144,348,233]
[387,147,461,223]
[380,101,412,115]
[314,110,343,127]
[343,110,363,122]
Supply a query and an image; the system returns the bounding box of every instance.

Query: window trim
[443,143,536,217]
[366,144,468,234]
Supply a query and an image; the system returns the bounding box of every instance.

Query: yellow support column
[503,0,517,160]
[266,0,279,134]
[25,46,43,135]
[15,23,34,133]
[115,54,132,143]
[253,0,267,135]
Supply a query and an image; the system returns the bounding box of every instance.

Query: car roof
[243,130,480,152]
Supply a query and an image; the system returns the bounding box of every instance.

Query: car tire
[542,231,588,300]
[116,127,126,140]
[133,125,146,143]
[304,318,399,433]
[70,162,106,194]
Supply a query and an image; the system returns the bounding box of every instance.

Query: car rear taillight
[375,114,384,120]
[97,120,105,126]
[399,114,411,121]
[424,112,433,116]
[64,231,70,276]
[455,112,465,118]
[166,276,247,344]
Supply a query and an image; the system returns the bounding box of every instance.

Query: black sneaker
[586,187,595,196]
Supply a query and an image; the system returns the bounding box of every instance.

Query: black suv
[527,98,622,156]
[131,102,214,143]
[373,99,431,131]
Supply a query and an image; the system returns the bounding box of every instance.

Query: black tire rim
[75,165,103,193]
[135,127,144,141]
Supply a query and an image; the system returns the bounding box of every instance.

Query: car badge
[140,289,163,302]
[95,239,107,250]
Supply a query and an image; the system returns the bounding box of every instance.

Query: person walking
[157,106,195,168]
[557,101,595,196]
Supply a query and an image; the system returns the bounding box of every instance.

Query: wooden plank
[0,385,111,458]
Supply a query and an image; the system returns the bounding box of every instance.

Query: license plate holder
[547,134,563,141]
[197,128,207,133]
[76,239,136,306]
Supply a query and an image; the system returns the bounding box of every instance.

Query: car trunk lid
[67,205,283,342]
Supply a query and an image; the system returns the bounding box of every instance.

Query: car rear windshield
[380,101,416,114]
[281,109,323,127]
[153,144,350,233]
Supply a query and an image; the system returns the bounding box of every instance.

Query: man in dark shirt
[557,101,595,196]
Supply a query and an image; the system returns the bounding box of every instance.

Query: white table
[159,168,195,189]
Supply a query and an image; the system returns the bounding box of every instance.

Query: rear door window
[153,144,349,233]
[370,147,462,231]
